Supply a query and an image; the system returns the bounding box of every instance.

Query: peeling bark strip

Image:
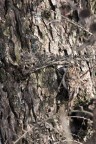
[0,0,96,144]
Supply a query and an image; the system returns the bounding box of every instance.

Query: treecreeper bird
[62,64,82,107]
[62,64,81,107]
[62,62,94,108]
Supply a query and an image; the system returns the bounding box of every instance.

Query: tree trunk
[0,0,96,144]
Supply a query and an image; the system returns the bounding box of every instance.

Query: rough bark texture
[0,0,96,144]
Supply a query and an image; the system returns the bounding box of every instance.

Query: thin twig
[80,63,96,78]
[61,15,93,35]
[70,110,93,117]
[13,127,32,144]
[62,139,83,144]
[70,116,93,121]
[47,10,93,35]
[31,55,95,73]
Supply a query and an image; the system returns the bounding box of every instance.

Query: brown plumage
[62,65,81,107]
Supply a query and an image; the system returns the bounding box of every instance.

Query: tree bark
[0,0,96,144]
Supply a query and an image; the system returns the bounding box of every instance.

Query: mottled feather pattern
[63,65,81,105]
